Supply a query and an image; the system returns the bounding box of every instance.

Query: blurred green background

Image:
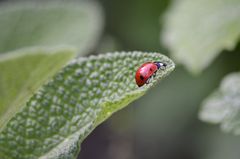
[0,0,239,158]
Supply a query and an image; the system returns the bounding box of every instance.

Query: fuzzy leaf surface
[0,48,75,130]
[0,51,174,159]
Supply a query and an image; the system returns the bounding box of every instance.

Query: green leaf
[199,72,240,135]
[0,47,76,130]
[0,1,103,54]
[162,0,240,73]
[0,51,174,158]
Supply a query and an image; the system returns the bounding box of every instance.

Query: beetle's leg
[153,71,157,77]
[146,77,151,84]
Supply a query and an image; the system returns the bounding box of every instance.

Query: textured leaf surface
[0,1,103,54]
[0,48,75,130]
[0,51,174,159]
[162,0,240,73]
[199,72,240,135]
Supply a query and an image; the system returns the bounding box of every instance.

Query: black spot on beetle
[140,75,144,80]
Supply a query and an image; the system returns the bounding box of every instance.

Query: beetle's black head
[154,61,167,69]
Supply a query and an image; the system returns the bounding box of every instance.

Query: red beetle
[135,61,166,87]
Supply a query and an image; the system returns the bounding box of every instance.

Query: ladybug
[135,61,166,87]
